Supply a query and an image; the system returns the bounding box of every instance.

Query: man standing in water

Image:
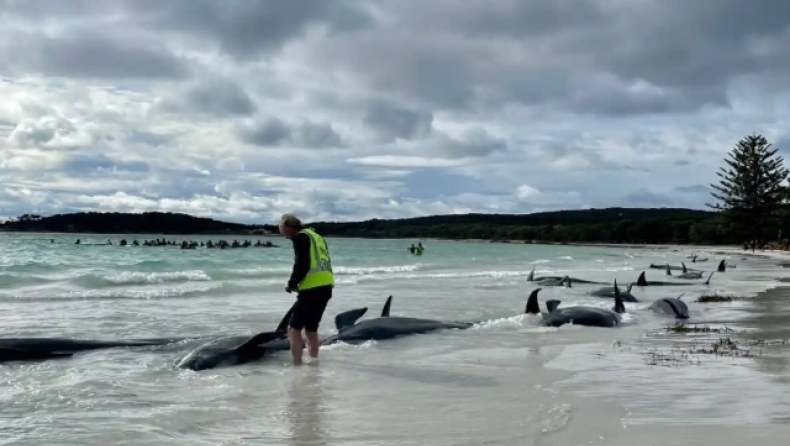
[278,213,335,365]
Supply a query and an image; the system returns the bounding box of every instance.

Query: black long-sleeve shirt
[287,232,311,290]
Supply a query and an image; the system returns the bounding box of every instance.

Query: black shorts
[289,286,333,332]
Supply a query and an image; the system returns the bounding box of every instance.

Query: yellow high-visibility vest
[296,228,334,290]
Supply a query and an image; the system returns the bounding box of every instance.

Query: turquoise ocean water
[2,233,790,445]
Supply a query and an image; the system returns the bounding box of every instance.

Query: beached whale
[0,347,74,363]
[535,275,571,287]
[322,295,473,345]
[635,271,713,287]
[648,293,690,319]
[177,305,296,371]
[525,280,626,328]
[590,282,638,302]
[649,263,699,272]
[526,268,605,284]
[0,337,186,363]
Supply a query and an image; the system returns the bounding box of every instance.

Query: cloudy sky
[1,0,789,224]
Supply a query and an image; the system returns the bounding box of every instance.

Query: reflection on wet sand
[286,367,329,446]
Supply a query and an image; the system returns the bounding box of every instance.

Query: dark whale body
[648,295,690,319]
[525,280,626,328]
[636,271,713,287]
[0,337,185,363]
[177,306,297,371]
[590,282,639,302]
[322,296,473,345]
[527,268,605,284]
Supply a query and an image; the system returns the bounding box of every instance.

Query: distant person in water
[278,213,335,366]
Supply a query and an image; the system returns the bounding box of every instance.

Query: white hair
[278,213,303,231]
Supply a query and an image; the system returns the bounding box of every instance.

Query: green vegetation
[0,212,265,235]
[708,134,789,251]
[1,133,787,245]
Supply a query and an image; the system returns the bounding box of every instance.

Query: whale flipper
[525,288,542,314]
[381,295,392,317]
[335,307,369,331]
[234,331,288,354]
[637,271,647,287]
[546,300,561,313]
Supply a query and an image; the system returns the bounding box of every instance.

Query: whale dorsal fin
[636,271,647,287]
[546,300,561,313]
[335,307,368,331]
[381,295,393,317]
[562,275,572,288]
[626,282,633,294]
[527,267,534,281]
[275,303,298,333]
[681,261,688,273]
[665,263,671,276]
[717,259,726,272]
[676,292,686,300]
[613,279,625,314]
[705,271,714,285]
[525,288,542,314]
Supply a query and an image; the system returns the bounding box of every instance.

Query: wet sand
[545,284,790,445]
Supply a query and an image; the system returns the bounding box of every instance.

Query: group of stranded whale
[1,258,734,371]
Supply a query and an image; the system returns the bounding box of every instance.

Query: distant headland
[0,208,740,246]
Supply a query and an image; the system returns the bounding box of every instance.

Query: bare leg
[305,331,320,359]
[289,327,303,366]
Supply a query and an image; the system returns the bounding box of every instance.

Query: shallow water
[1,234,789,445]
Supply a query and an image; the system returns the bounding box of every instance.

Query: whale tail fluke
[381,295,393,317]
[525,288,542,314]
[636,271,647,287]
[705,272,714,285]
[335,307,369,331]
[613,280,625,314]
[546,300,561,313]
[275,302,298,333]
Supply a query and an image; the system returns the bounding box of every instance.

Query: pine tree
[708,134,789,251]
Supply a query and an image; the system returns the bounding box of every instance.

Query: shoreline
[545,256,790,444]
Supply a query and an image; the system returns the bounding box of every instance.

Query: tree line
[1,133,787,247]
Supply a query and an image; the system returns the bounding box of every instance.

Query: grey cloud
[1,31,190,80]
[124,0,372,59]
[61,154,150,174]
[159,77,257,117]
[675,185,710,194]
[238,117,343,149]
[305,0,790,115]
[623,189,680,207]
[673,159,691,167]
[363,102,433,143]
[439,128,507,159]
